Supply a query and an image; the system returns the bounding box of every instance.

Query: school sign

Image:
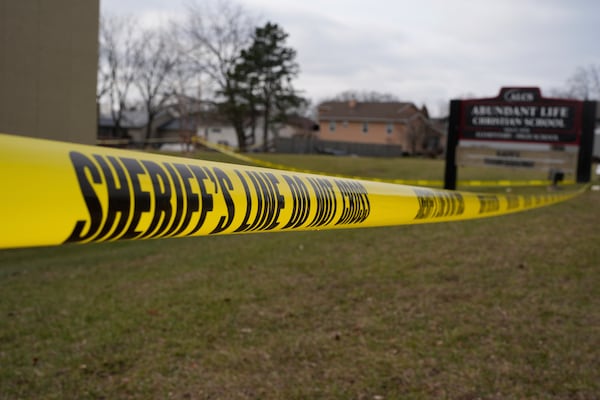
[444,87,596,189]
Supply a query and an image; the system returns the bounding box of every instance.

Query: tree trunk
[262,102,270,152]
[235,120,247,152]
[145,113,155,147]
[224,89,247,152]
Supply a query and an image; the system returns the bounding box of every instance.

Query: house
[97,99,318,153]
[316,100,443,156]
[152,96,319,152]
[274,114,319,153]
[430,115,449,155]
[98,102,206,148]
[197,114,241,149]
[276,114,319,138]
[97,109,148,146]
[189,111,318,153]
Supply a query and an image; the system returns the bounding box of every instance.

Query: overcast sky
[101,0,600,116]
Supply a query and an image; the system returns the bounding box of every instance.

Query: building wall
[277,124,296,139]
[318,120,408,146]
[127,128,146,144]
[201,125,239,148]
[0,0,99,145]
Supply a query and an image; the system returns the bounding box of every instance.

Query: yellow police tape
[194,137,575,187]
[0,133,587,249]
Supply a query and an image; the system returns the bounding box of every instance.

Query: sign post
[444,100,461,190]
[444,87,596,189]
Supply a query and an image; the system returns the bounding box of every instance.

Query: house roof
[157,108,233,132]
[98,109,148,129]
[99,107,185,130]
[283,114,318,130]
[157,118,192,132]
[318,101,420,122]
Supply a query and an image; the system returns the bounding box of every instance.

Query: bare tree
[322,90,401,103]
[96,20,113,138]
[435,99,450,118]
[182,0,258,151]
[165,24,209,150]
[169,62,201,151]
[100,13,141,138]
[97,25,112,104]
[407,116,427,155]
[563,65,600,100]
[135,27,180,143]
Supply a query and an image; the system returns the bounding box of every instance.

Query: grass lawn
[173,150,554,184]
[1,153,599,399]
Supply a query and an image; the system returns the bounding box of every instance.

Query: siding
[0,0,99,144]
[318,121,408,145]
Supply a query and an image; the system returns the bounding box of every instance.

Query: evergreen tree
[226,22,305,151]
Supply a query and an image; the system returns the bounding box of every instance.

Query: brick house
[317,100,443,156]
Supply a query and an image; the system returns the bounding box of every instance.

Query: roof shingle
[318,101,420,121]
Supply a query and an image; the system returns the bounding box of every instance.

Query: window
[362,122,369,133]
[329,121,336,132]
[386,123,393,135]
[211,127,221,133]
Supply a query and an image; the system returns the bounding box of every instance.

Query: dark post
[444,100,462,190]
[577,101,597,183]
